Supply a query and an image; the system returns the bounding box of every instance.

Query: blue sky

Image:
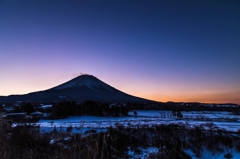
[1,0,240,103]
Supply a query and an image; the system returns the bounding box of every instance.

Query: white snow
[52,75,115,92]
[35,111,240,132]
[20,110,240,158]
[41,105,52,109]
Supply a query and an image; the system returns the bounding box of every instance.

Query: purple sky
[1,0,240,104]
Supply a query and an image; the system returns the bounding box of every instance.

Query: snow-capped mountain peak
[51,74,114,92]
[0,74,151,102]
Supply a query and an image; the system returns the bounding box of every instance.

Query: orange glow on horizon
[143,93,240,104]
[0,75,239,105]
[1,89,239,104]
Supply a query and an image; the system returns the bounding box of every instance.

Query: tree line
[48,100,128,119]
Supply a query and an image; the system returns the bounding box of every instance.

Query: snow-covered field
[32,110,240,159]
[37,110,240,133]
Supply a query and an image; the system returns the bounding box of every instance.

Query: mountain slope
[0,75,153,103]
[51,75,116,93]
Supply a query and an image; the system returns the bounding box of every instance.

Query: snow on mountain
[0,74,151,102]
[51,75,115,93]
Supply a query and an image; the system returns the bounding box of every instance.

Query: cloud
[71,72,92,78]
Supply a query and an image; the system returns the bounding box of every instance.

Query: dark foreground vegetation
[1,120,240,159]
[1,100,239,121]
[1,100,129,120]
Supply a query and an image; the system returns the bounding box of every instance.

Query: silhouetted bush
[49,100,129,119]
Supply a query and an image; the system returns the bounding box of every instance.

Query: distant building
[31,111,44,118]
[4,107,14,113]
[5,112,27,121]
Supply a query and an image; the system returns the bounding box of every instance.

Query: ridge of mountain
[50,75,115,93]
[0,75,153,103]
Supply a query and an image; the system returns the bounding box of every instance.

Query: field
[37,110,240,133]
[2,110,240,159]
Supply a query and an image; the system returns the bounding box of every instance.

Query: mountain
[0,75,153,103]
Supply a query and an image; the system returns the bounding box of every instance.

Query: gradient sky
[1,0,240,104]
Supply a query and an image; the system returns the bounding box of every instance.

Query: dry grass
[1,120,240,159]
[0,121,119,159]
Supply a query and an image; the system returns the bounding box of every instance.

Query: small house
[31,111,44,118]
[4,107,14,113]
[5,112,27,121]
